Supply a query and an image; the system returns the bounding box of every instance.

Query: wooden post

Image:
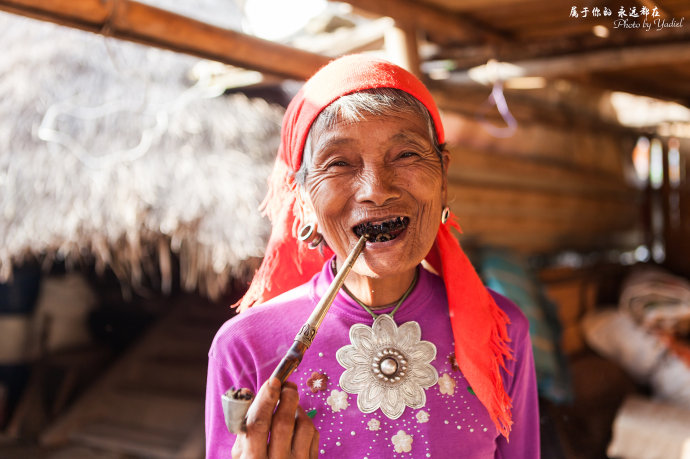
[384,24,421,78]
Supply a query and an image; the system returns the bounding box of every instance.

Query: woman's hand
[231,377,319,458]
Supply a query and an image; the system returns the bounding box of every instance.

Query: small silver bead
[379,357,398,376]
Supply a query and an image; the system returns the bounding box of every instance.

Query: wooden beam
[339,0,507,44]
[0,0,330,81]
[433,28,690,70]
[432,0,541,13]
[430,83,639,136]
[441,40,690,86]
[295,17,393,56]
[584,73,690,108]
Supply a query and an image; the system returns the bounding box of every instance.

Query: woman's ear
[441,149,451,205]
[297,186,317,226]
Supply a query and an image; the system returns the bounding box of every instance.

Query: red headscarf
[238,54,513,438]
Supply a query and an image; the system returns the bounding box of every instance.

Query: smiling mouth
[353,217,410,243]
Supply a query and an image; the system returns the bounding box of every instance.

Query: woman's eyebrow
[314,136,354,153]
[390,131,430,146]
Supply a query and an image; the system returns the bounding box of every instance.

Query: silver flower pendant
[336,314,438,419]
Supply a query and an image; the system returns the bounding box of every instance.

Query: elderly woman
[205,54,539,458]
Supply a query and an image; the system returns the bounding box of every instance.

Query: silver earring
[298,223,316,242]
[298,223,323,249]
[308,234,324,250]
[441,207,450,224]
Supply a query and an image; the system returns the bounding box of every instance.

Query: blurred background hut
[0,0,689,457]
[0,4,285,456]
[0,11,283,300]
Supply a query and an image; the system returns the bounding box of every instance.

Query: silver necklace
[334,264,439,419]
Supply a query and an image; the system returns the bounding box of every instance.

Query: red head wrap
[238,54,513,438]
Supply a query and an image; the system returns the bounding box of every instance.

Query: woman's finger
[242,377,282,457]
[231,435,245,459]
[291,407,319,459]
[309,428,320,459]
[267,381,301,458]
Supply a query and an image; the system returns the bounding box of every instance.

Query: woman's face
[303,111,449,279]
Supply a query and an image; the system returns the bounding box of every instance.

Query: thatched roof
[0,12,284,299]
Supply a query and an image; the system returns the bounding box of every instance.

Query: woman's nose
[354,166,400,206]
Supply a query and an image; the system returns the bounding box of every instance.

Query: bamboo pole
[0,0,330,81]
[440,41,690,86]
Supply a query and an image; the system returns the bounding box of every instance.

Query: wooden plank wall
[433,91,647,355]
[438,108,644,255]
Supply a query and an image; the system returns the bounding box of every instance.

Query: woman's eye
[326,160,349,169]
[399,151,420,159]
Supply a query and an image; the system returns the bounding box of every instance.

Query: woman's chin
[354,231,423,276]
[358,227,407,256]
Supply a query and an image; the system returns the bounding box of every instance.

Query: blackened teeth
[353,217,409,242]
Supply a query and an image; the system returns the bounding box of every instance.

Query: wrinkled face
[303,111,448,278]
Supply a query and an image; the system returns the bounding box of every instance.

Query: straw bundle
[0,13,284,300]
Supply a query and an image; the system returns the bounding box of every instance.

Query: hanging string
[477,59,518,138]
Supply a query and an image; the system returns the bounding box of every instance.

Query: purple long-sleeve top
[206,260,540,458]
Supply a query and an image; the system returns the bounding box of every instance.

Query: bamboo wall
[435,98,646,356]
[439,108,644,255]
